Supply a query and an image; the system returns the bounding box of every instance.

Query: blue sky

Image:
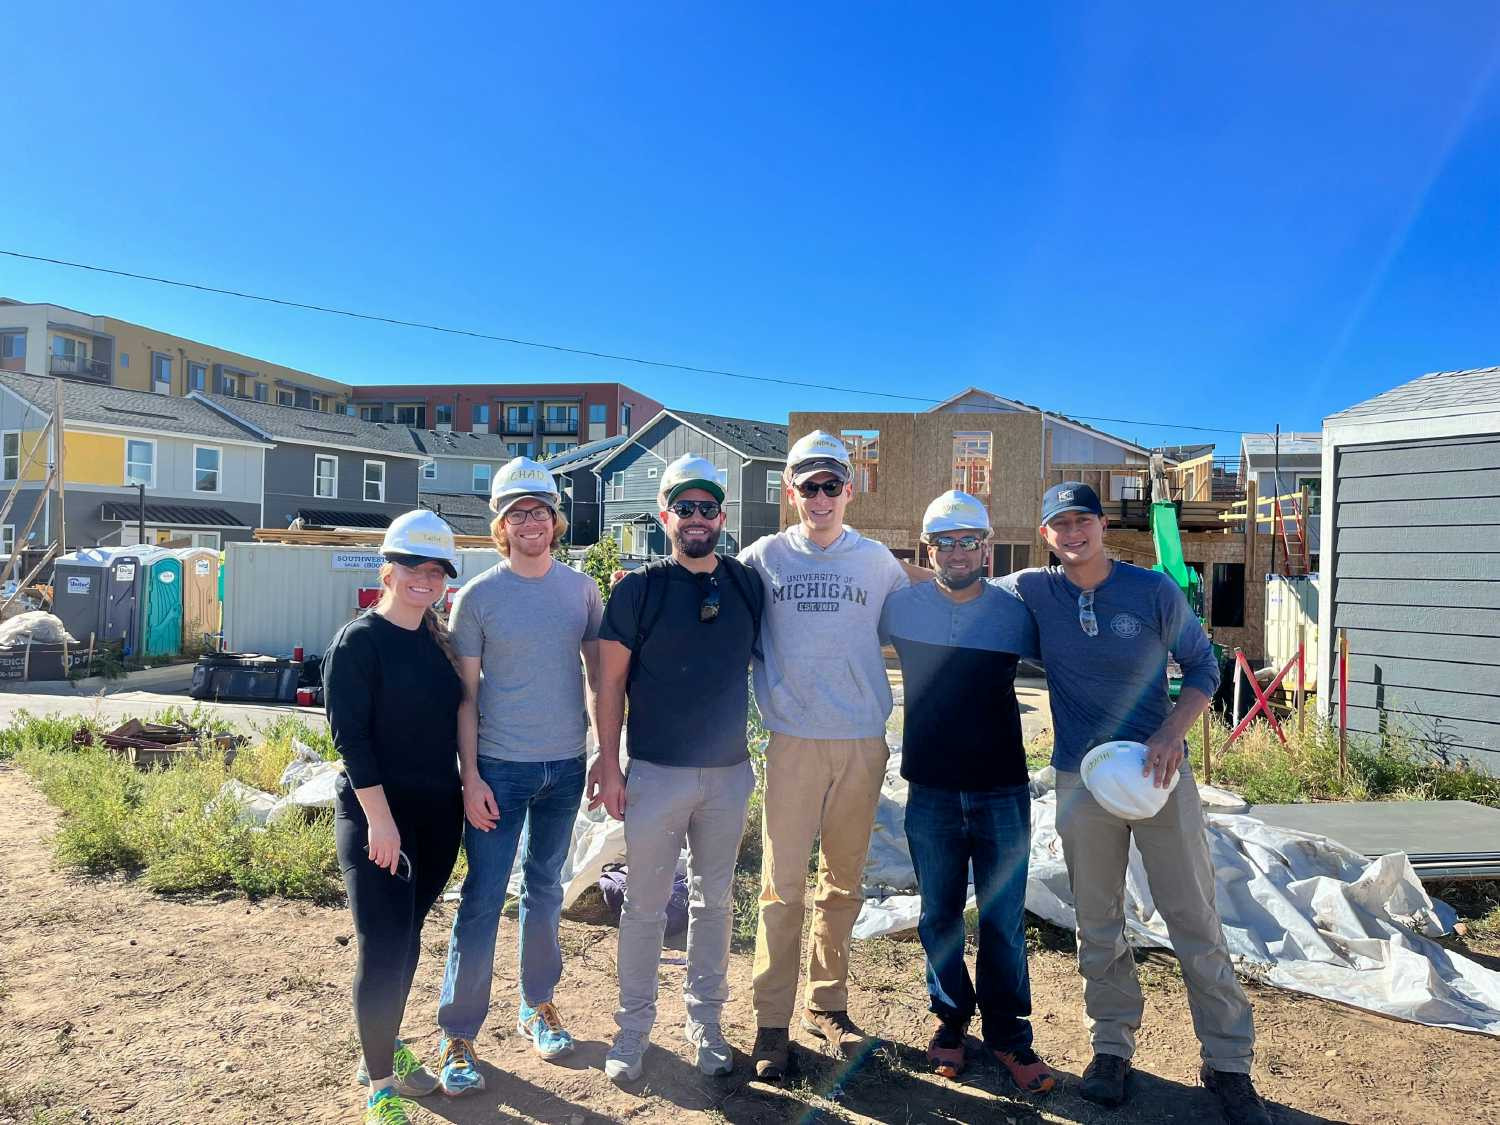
[3,3,1499,452]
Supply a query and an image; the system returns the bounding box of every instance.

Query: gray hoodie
[739,525,909,739]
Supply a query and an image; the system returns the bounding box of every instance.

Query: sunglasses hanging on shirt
[1078,589,1098,637]
[699,573,720,623]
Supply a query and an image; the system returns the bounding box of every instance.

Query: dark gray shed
[1318,366,1500,773]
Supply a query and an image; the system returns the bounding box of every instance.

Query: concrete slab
[1248,800,1500,880]
[0,688,326,736]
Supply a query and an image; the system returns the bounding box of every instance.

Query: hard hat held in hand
[921,489,991,537]
[380,510,459,578]
[658,454,728,506]
[490,456,560,516]
[786,429,852,484]
[1080,741,1180,820]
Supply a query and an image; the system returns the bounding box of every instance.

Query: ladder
[1272,490,1310,576]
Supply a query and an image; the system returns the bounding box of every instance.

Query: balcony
[503,417,535,435]
[541,418,579,435]
[49,355,111,382]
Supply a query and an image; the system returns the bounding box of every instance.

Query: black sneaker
[1201,1065,1272,1125]
[1080,1052,1132,1107]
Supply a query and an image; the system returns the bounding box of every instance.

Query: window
[545,440,576,457]
[506,441,533,458]
[315,455,338,498]
[766,470,782,504]
[193,446,221,493]
[2,432,18,481]
[473,463,492,493]
[434,404,454,428]
[218,371,238,395]
[339,403,356,416]
[359,405,383,422]
[187,363,207,392]
[991,543,1028,576]
[394,404,424,427]
[0,331,25,360]
[504,404,530,430]
[0,524,13,557]
[191,531,221,549]
[952,431,993,495]
[620,404,632,434]
[1299,475,1323,516]
[150,353,172,394]
[606,472,625,501]
[841,429,880,493]
[278,390,294,407]
[311,396,322,412]
[364,460,386,502]
[255,382,268,402]
[473,404,492,429]
[420,460,437,481]
[1211,563,1246,628]
[51,335,86,360]
[588,404,606,424]
[125,439,156,487]
[119,352,129,368]
[544,404,579,431]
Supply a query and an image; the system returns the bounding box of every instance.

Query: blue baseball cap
[1042,481,1104,524]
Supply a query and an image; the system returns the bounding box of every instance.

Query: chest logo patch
[1110,612,1143,639]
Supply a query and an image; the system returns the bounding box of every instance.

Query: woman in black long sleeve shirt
[323,510,465,1125]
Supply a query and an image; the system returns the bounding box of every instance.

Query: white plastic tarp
[853,755,1500,1038]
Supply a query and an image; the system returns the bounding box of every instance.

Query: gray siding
[1330,433,1500,770]
[422,456,503,495]
[264,444,419,527]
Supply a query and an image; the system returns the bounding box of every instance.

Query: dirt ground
[1,764,1497,1125]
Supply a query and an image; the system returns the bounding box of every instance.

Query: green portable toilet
[138,553,185,658]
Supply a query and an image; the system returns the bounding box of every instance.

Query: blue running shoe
[517,1000,575,1059]
[436,1036,486,1097]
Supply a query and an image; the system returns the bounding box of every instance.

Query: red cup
[293,646,305,662]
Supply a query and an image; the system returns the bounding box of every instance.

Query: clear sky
[3,4,1499,452]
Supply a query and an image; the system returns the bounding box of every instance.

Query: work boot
[925,1016,967,1079]
[992,1045,1057,1094]
[1079,1052,1132,1107]
[752,1027,791,1080]
[801,1008,872,1059]
[1201,1065,1272,1125]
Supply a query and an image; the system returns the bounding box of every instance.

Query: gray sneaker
[604,1028,648,1083]
[685,1020,734,1076]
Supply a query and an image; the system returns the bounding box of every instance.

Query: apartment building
[351,381,663,450]
[0,298,353,411]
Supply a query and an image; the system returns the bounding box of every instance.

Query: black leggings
[335,783,463,1082]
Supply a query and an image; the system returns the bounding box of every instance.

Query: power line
[0,247,1243,435]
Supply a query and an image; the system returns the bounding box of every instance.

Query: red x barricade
[1225,645,1303,747]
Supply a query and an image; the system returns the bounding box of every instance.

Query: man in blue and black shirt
[881,490,1056,1094]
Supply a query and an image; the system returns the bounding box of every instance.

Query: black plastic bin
[190,653,300,703]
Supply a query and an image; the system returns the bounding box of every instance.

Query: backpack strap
[627,558,673,688]
[719,557,765,662]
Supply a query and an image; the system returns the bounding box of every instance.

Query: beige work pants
[1055,763,1255,1073]
[751,732,888,1027]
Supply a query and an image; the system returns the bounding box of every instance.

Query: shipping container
[220,542,503,658]
[1264,573,1319,692]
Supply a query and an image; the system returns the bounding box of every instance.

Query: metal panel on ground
[221,542,503,658]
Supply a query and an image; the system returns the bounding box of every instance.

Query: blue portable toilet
[138,552,184,658]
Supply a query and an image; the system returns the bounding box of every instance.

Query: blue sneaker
[436,1036,486,1097]
[517,1000,575,1059]
[364,1087,412,1124]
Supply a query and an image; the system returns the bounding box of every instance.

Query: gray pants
[1055,763,1255,1072]
[616,757,755,1033]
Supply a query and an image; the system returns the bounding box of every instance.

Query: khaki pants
[1055,764,1255,1073]
[751,733,888,1027]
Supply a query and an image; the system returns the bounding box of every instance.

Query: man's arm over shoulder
[598,567,647,649]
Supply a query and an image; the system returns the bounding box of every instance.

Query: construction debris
[74,719,245,770]
[0,612,77,647]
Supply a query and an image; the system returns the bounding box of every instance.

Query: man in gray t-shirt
[431,458,603,1097]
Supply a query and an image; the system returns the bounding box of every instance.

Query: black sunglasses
[670,500,722,519]
[927,534,985,553]
[699,574,720,623]
[796,479,845,498]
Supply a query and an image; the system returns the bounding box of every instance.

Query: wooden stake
[1295,621,1307,737]
[53,377,66,558]
[1232,647,1243,727]
[22,637,31,681]
[1201,708,1213,785]
[1338,628,1349,782]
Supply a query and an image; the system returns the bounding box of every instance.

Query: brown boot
[801,1008,873,1060]
[752,1027,790,1080]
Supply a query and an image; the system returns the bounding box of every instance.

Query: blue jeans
[437,754,584,1040]
[904,781,1033,1051]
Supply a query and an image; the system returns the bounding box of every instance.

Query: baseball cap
[1041,481,1103,524]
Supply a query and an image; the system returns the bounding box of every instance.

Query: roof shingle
[0,373,264,443]
[194,392,424,456]
[1328,366,1500,421]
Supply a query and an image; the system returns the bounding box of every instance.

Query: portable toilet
[176,547,221,650]
[138,553,184,658]
[102,547,161,657]
[51,550,111,646]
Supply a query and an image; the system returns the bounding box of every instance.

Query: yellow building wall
[18,430,125,485]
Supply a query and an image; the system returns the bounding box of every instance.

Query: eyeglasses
[670,500,722,519]
[390,850,413,882]
[503,506,555,526]
[927,534,985,554]
[1078,589,1098,637]
[796,479,844,498]
[699,574,720,623]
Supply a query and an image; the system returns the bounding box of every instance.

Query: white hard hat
[380,510,459,578]
[489,456,561,517]
[921,490,991,538]
[1080,741,1180,820]
[658,453,728,506]
[786,429,852,485]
